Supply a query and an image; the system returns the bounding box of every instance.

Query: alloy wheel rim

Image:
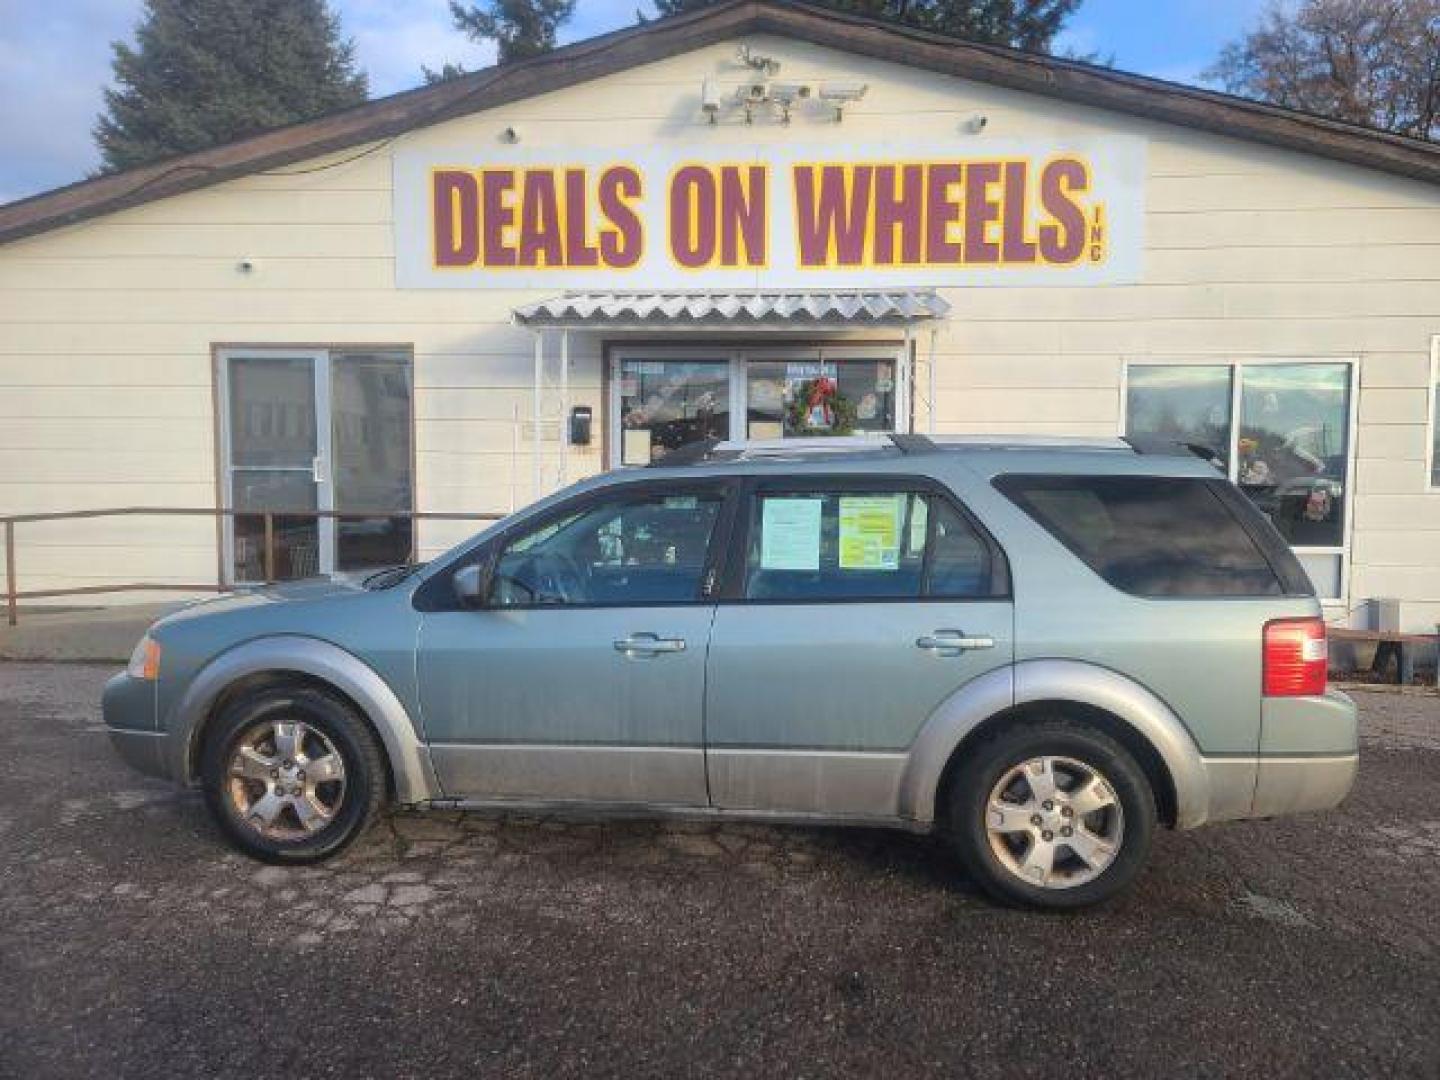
[984,755,1124,890]
[225,719,347,841]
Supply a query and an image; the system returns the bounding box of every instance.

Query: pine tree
[95,0,368,173]
[448,0,578,65]
[647,0,1080,52]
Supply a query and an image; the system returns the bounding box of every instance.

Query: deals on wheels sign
[392,138,1146,289]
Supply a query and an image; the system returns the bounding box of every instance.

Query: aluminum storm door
[703,477,1014,819]
[417,479,737,805]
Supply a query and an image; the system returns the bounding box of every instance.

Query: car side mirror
[452,563,487,608]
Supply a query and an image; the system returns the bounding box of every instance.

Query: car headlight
[126,635,162,681]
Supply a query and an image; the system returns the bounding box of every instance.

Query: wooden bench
[1329,628,1439,687]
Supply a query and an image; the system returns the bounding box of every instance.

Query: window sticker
[760,497,823,570]
[622,428,652,465]
[839,495,903,570]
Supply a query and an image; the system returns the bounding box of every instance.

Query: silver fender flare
[897,659,1210,829]
[172,635,439,804]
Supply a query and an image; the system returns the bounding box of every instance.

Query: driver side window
[489,490,724,608]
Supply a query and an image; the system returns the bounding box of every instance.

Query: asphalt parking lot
[2,663,1438,1079]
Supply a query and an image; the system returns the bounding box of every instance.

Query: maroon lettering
[669,165,715,268]
[432,170,478,267]
[481,170,516,267]
[872,164,924,265]
[719,165,766,267]
[563,169,600,267]
[518,171,564,267]
[1000,161,1038,263]
[1038,159,1088,264]
[794,165,871,266]
[924,163,962,264]
[963,162,1001,264]
[598,165,642,268]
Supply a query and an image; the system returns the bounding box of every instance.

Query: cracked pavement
[2,663,1438,1078]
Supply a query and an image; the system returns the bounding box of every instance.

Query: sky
[0,0,1268,206]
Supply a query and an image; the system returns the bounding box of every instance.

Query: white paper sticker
[622,429,652,465]
[760,498,823,571]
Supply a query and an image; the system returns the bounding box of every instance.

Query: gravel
[2,664,1437,1079]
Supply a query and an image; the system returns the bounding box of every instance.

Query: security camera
[768,83,810,106]
[738,80,769,104]
[768,83,810,124]
[965,114,989,133]
[500,125,521,144]
[736,44,780,77]
[701,77,722,123]
[818,81,868,121]
[237,258,257,274]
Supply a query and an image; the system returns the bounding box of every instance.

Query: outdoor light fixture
[818,82,868,121]
[500,125,521,144]
[964,114,990,133]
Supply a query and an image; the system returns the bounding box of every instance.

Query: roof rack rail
[1122,435,1226,468]
[888,433,936,455]
[646,433,931,467]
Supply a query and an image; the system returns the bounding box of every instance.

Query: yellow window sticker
[839,495,903,570]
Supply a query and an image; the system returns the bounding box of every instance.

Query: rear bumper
[1252,752,1358,818]
[1195,689,1358,825]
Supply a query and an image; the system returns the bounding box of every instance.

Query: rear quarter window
[995,474,1311,598]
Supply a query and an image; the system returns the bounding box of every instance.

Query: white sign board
[394,137,1146,290]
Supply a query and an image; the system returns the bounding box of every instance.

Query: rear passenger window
[995,475,1296,598]
[743,489,1003,601]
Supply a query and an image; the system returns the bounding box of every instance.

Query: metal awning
[513,289,950,328]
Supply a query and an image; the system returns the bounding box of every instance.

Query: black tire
[944,718,1156,910]
[200,685,386,864]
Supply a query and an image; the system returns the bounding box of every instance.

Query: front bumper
[103,671,178,783]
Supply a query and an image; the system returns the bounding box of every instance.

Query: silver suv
[104,435,1357,909]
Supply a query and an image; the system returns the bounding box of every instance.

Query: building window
[1125,360,1355,598]
[618,360,730,465]
[613,347,905,467]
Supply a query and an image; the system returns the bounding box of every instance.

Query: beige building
[1,0,1438,629]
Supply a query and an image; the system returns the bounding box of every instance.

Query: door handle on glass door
[614,633,687,657]
[916,630,995,656]
[312,457,326,484]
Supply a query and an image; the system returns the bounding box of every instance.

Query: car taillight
[1263,617,1328,697]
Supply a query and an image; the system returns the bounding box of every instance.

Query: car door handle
[614,633,687,657]
[916,630,995,656]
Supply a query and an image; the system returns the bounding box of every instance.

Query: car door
[416,478,737,805]
[704,476,1014,818]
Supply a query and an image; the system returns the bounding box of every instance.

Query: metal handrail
[2,506,506,626]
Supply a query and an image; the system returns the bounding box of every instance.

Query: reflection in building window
[1126,362,1352,551]
[618,361,730,465]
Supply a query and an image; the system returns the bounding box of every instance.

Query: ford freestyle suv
[104,435,1357,909]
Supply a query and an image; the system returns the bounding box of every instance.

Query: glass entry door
[220,349,413,584]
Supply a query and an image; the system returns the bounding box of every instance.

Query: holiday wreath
[786,376,858,436]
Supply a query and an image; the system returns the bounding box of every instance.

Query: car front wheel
[201,685,386,864]
[945,718,1156,910]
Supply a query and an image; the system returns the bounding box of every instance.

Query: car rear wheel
[201,686,385,864]
[945,719,1156,910]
